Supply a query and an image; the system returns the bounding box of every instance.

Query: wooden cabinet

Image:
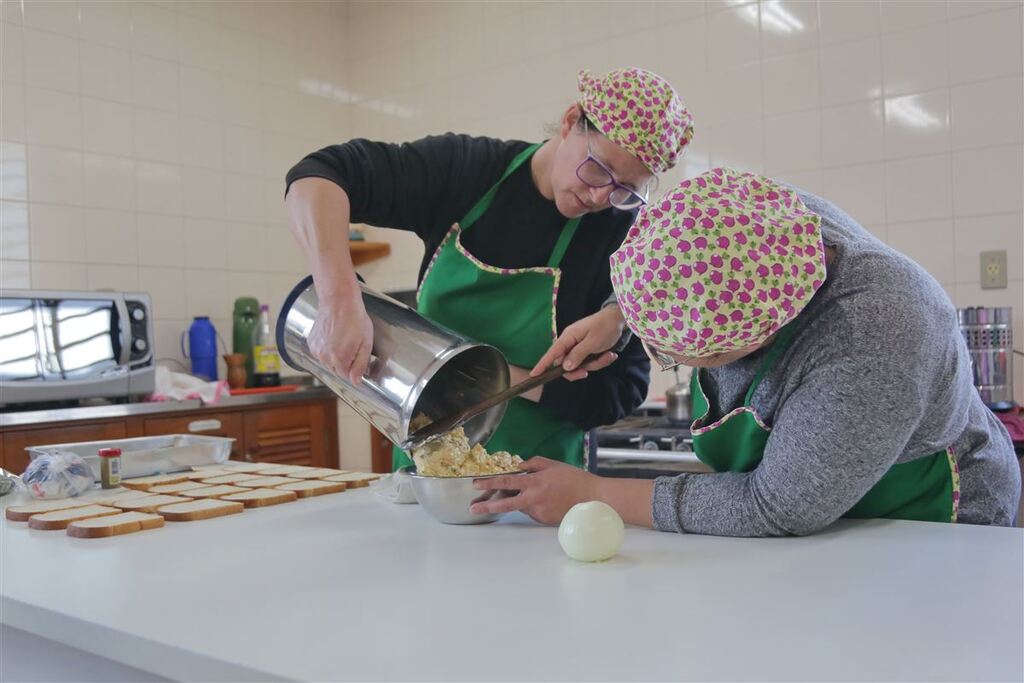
[349,241,390,266]
[243,404,333,467]
[143,413,245,460]
[0,396,339,474]
[1,422,127,475]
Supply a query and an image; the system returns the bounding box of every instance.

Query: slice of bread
[218,461,266,472]
[6,498,96,522]
[149,481,210,495]
[157,498,244,521]
[111,494,193,512]
[235,476,303,488]
[275,480,347,498]
[91,489,156,505]
[121,473,190,491]
[180,485,249,498]
[253,465,314,476]
[221,488,298,508]
[197,473,263,485]
[288,468,347,479]
[322,472,381,488]
[90,491,157,507]
[67,511,165,538]
[27,505,122,530]
[184,468,234,480]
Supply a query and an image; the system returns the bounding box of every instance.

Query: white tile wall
[339,1,1024,447]
[1,0,350,388]
[2,0,1022,464]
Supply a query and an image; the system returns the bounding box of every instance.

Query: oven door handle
[595,447,705,466]
[113,296,131,367]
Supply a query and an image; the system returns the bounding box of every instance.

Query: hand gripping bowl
[407,469,527,525]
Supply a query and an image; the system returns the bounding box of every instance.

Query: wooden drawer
[243,404,330,467]
[143,413,245,460]
[2,421,127,475]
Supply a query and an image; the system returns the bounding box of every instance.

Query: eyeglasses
[575,119,654,210]
[641,339,683,372]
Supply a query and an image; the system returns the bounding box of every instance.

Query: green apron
[393,143,586,470]
[689,324,961,523]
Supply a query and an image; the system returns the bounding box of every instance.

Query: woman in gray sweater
[471,167,1019,536]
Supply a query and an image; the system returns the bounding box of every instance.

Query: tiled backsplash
[2,1,1022,467]
[1,0,348,379]
[343,0,1024,403]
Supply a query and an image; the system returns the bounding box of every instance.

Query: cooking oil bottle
[253,304,281,387]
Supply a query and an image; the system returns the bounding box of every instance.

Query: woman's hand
[471,457,657,528]
[531,305,626,381]
[469,457,600,525]
[285,178,373,384]
[307,296,374,384]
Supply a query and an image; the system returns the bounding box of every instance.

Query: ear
[559,104,582,140]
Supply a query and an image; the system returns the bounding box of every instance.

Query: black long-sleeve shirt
[285,133,650,430]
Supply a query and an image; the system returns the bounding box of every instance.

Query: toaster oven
[0,289,155,405]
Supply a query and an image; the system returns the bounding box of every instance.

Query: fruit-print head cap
[609,168,827,358]
[578,68,694,174]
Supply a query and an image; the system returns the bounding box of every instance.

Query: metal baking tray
[26,434,234,482]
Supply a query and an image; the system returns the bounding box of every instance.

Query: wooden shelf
[349,241,391,266]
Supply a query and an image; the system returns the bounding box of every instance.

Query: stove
[587,405,711,479]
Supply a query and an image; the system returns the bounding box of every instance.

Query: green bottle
[232,297,259,387]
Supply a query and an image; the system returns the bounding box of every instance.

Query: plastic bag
[370,470,418,504]
[21,451,94,499]
[0,468,17,498]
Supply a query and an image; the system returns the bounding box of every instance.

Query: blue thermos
[183,316,218,380]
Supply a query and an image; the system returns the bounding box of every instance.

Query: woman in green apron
[285,68,695,469]
[472,168,1020,533]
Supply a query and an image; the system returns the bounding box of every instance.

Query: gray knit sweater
[651,192,1020,536]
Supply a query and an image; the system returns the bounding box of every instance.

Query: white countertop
[2,484,1022,682]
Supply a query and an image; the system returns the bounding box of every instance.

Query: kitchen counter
[3,482,1022,682]
[0,384,336,429]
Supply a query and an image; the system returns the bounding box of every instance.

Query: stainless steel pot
[666,366,692,424]
[958,306,1015,411]
[277,276,510,451]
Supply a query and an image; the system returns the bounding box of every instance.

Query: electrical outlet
[980,250,1008,289]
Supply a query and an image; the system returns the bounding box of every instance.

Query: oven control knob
[640,440,659,451]
[131,307,145,322]
[133,338,148,353]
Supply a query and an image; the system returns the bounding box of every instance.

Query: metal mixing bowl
[406,469,526,525]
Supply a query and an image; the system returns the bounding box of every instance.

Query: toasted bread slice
[111,494,193,512]
[180,484,248,498]
[27,505,122,530]
[253,465,314,476]
[6,498,94,522]
[275,480,347,498]
[235,476,303,488]
[121,473,190,491]
[197,473,263,485]
[288,468,348,479]
[157,498,244,521]
[91,488,161,505]
[149,481,210,495]
[221,488,298,507]
[322,472,381,488]
[184,468,234,480]
[222,461,266,472]
[67,511,164,538]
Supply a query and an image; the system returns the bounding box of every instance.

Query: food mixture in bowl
[410,416,523,477]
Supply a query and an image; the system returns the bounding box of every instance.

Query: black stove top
[593,412,692,452]
[596,414,691,437]
[588,410,700,478]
